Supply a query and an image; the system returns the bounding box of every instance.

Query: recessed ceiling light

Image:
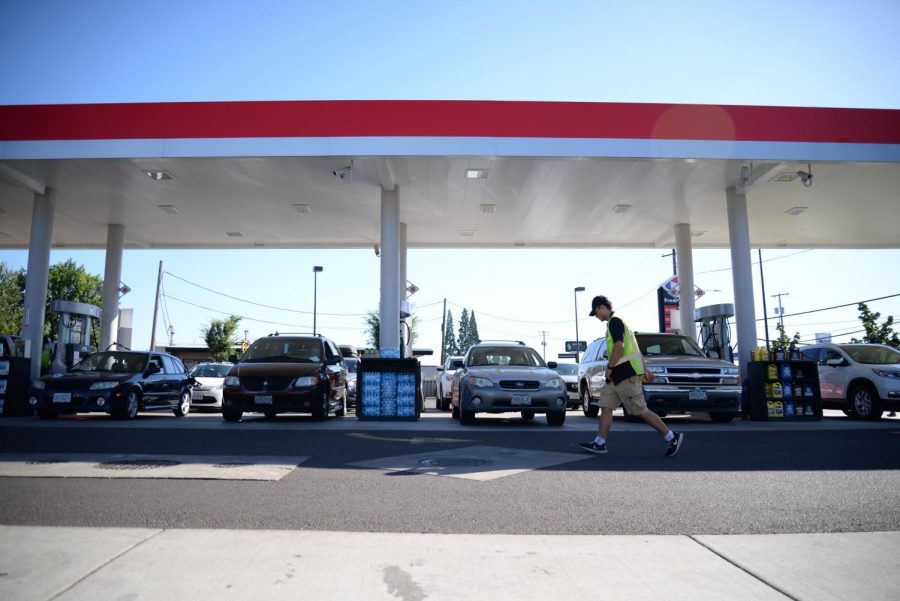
[254,243,265,247]
[157,204,180,214]
[457,230,476,237]
[226,231,244,237]
[785,206,808,215]
[771,173,798,183]
[144,170,173,181]
[691,230,706,237]
[292,204,311,213]
[480,204,496,214]
[465,169,489,179]
[612,204,632,214]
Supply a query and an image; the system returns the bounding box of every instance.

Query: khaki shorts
[599,375,647,416]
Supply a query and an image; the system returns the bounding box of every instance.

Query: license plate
[689,388,707,401]
[53,392,71,404]
[255,395,273,405]
[511,395,531,406]
[192,391,204,400]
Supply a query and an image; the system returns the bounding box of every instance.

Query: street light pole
[574,286,585,363]
[313,266,323,335]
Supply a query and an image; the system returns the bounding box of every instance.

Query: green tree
[849,302,895,344]
[0,262,26,335]
[771,323,801,353]
[363,310,418,351]
[443,310,458,358]
[45,260,103,346]
[202,315,242,361]
[468,311,481,347]
[457,309,470,353]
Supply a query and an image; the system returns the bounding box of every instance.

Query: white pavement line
[694,532,900,601]
[0,526,161,601]
[0,454,308,481]
[349,444,589,481]
[0,527,792,601]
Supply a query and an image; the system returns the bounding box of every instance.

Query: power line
[696,249,814,275]
[756,293,900,321]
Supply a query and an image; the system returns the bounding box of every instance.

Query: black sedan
[30,350,195,419]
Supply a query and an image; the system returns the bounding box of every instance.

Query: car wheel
[173,390,191,417]
[520,410,535,420]
[547,411,566,426]
[312,388,329,420]
[335,391,346,417]
[849,383,882,420]
[223,409,243,422]
[460,406,476,425]
[37,406,58,419]
[115,390,140,420]
[581,385,599,417]
[709,412,734,423]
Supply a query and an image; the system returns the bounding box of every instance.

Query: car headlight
[723,367,740,376]
[89,381,119,390]
[872,368,900,379]
[224,376,240,386]
[468,376,493,388]
[647,366,666,374]
[543,377,563,390]
[294,376,318,387]
[213,384,224,390]
[32,380,46,390]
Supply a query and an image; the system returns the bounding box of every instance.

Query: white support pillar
[21,188,56,380]
[674,223,696,341]
[379,187,401,352]
[399,222,410,357]
[100,224,125,351]
[726,187,758,377]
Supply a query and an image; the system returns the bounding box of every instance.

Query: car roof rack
[472,340,526,346]
[267,331,320,337]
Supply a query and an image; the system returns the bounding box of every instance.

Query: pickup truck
[578,332,742,423]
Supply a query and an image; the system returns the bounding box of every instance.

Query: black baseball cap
[588,295,611,316]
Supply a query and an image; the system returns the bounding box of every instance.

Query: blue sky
[1,0,899,360]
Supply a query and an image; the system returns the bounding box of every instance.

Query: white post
[21,188,56,380]
[379,187,401,352]
[674,223,696,341]
[399,222,409,357]
[726,187,758,377]
[100,224,125,351]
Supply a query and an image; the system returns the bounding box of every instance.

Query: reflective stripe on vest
[606,316,643,375]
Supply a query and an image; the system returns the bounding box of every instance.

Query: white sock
[664,431,674,442]
[594,436,606,445]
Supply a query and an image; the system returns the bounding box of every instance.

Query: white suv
[799,343,900,419]
[436,356,464,411]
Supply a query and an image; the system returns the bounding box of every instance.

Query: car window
[583,341,600,363]
[467,347,545,367]
[819,349,843,366]
[148,356,164,372]
[841,345,900,365]
[636,335,704,357]
[190,364,231,378]
[800,348,819,362]
[553,364,578,375]
[161,356,176,374]
[345,358,359,374]
[328,340,342,361]
[173,357,187,374]
[243,339,322,363]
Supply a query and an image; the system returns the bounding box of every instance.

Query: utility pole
[149,261,163,351]
[662,248,677,276]
[538,330,549,360]
[439,298,447,366]
[771,292,789,327]
[758,249,771,349]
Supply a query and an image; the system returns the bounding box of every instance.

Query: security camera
[373,244,381,257]
[797,171,813,187]
[332,166,352,180]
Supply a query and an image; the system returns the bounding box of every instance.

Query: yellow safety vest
[606,316,643,375]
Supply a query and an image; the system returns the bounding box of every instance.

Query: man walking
[579,295,684,458]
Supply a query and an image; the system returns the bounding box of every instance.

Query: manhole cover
[420,458,491,467]
[96,459,181,470]
[212,463,253,468]
[26,460,69,464]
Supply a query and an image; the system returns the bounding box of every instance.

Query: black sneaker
[579,441,608,454]
[664,432,684,458]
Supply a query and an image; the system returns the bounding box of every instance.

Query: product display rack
[747,359,821,421]
[356,358,421,421]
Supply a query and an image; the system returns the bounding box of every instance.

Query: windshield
[841,345,900,365]
[242,338,323,363]
[636,335,705,357]
[467,346,546,367]
[345,358,359,373]
[553,363,578,375]
[190,364,232,378]
[71,351,146,373]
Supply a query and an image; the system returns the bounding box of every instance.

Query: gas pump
[694,303,735,363]
[48,300,101,375]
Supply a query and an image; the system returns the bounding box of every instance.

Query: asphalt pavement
[1,407,899,600]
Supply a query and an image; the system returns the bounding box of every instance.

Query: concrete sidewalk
[1,526,896,600]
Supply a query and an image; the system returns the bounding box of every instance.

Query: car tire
[223,408,243,422]
[460,407,476,425]
[312,388,329,421]
[520,410,535,420]
[709,412,734,423]
[263,410,277,419]
[335,391,346,417]
[849,383,882,420]
[173,390,191,417]
[581,385,599,417]
[546,411,566,426]
[115,390,140,420]
[36,407,58,419]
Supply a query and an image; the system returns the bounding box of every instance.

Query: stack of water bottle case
[357,349,420,420]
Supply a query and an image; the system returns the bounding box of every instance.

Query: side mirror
[602,351,608,359]
[547,361,558,369]
[436,367,444,372]
[228,354,238,364]
[328,355,343,365]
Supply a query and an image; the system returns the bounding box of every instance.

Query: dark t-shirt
[608,314,638,384]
